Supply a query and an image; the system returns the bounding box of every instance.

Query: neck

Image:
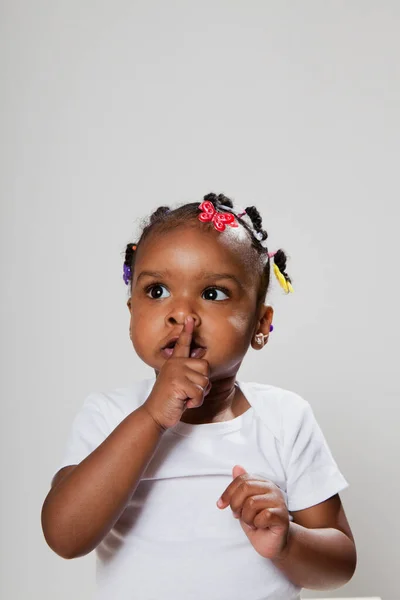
[178,375,250,424]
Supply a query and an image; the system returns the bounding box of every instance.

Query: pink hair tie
[219,204,246,219]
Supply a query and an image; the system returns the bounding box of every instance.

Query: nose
[165,299,201,328]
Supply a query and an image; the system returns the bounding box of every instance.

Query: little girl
[41,193,356,600]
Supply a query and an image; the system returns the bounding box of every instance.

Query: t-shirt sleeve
[55,392,112,476]
[281,392,349,512]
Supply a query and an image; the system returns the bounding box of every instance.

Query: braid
[273,249,292,284]
[245,206,268,242]
[150,206,170,225]
[243,205,292,291]
[204,192,234,210]
[122,243,136,286]
[124,243,135,267]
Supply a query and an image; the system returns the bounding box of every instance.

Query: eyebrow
[136,270,245,289]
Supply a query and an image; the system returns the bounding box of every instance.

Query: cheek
[226,313,247,332]
[130,307,160,347]
[223,312,254,345]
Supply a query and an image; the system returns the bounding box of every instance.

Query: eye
[146,284,171,299]
[202,287,230,301]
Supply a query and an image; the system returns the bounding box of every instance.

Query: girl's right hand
[143,317,211,431]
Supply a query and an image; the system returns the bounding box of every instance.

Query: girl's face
[127,224,270,379]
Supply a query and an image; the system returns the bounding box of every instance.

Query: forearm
[272,522,357,590]
[41,405,163,559]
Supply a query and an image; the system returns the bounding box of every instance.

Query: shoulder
[55,378,157,474]
[238,380,312,440]
[80,377,156,426]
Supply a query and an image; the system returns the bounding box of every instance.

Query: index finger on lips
[172,316,193,359]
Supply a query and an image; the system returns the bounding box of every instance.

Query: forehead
[135,223,260,282]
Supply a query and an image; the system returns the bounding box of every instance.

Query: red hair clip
[197,201,239,232]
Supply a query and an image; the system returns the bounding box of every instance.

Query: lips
[161,336,207,359]
[162,336,180,350]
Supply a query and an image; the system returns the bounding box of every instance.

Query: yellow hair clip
[269,253,294,294]
[273,263,294,293]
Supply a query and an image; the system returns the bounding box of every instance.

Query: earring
[255,333,269,346]
[254,323,273,346]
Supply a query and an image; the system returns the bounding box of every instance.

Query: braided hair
[122,192,292,302]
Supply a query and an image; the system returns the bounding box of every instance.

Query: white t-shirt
[56,378,348,600]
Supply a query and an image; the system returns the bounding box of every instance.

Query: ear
[251,304,274,350]
[127,298,134,340]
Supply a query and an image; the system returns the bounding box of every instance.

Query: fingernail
[232,512,240,519]
[217,498,224,508]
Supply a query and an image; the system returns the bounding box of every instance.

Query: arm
[42,317,210,561]
[218,467,356,591]
[271,494,357,590]
[41,405,164,559]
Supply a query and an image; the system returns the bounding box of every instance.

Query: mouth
[161,337,207,359]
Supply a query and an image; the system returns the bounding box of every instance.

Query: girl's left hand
[217,465,290,560]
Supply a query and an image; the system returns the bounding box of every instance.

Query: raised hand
[217,465,290,560]
[143,316,211,430]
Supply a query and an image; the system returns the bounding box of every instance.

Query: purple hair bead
[123,264,131,285]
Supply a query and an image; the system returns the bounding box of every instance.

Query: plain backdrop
[1,1,399,599]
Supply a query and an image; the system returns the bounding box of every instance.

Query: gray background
[1,1,399,599]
